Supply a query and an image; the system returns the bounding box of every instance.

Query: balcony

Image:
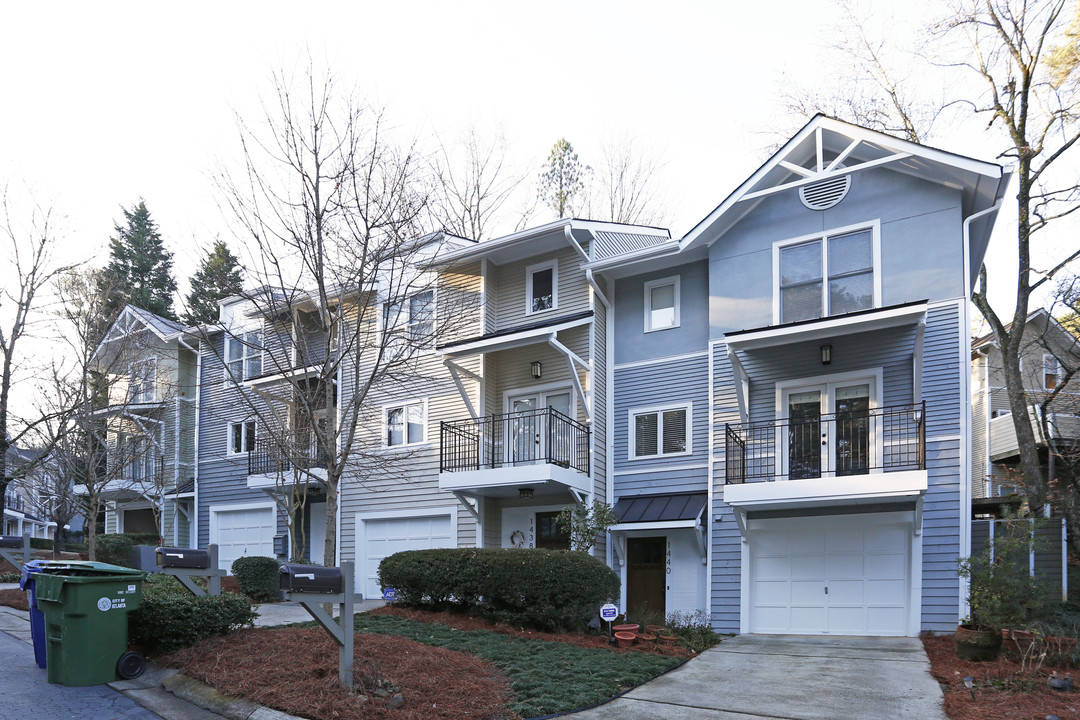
[989,402,1080,462]
[723,402,927,511]
[247,436,329,489]
[439,407,590,497]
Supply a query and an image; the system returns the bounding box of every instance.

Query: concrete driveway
[571,634,947,720]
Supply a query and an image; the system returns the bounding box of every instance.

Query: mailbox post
[0,534,31,569]
[279,561,354,687]
[154,544,226,597]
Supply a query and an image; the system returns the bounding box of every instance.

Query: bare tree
[0,188,78,526]
[593,133,670,227]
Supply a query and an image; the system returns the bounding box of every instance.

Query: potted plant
[956,512,1048,662]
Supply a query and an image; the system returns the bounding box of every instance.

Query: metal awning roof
[613,492,706,525]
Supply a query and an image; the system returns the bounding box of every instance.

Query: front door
[535,511,570,550]
[627,536,666,618]
[506,389,573,465]
[783,380,874,479]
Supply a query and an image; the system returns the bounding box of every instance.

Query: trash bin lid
[32,561,146,578]
[19,559,50,590]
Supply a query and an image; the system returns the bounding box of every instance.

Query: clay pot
[614,631,636,648]
[645,625,666,635]
[657,634,678,647]
[1005,629,1037,654]
[635,633,656,643]
[955,624,1003,662]
[612,624,640,634]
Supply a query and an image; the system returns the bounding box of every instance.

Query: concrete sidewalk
[567,634,947,720]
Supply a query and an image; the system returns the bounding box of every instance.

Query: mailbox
[0,536,23,549]
[155,547,211,570]
[279,563,343,594]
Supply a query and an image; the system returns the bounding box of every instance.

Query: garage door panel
[827,607,867,633]
[791,580,825,603]
[828,580,865,604]
[826,554,864,577]
[867,553,906,578]
[867,525,909,550]
[866,579,906,603]
[826,528,864,552]
[791,556,825,579]
[212,506,275,575]
[755,556,791,579]
[359,513,455,598]
[754,580,790,604]
[790,607,827,632]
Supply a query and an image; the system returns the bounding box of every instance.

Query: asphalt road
[0,628,160,720]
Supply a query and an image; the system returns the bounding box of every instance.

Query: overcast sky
[1,1,1075,413]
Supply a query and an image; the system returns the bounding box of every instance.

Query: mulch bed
[0,588,28,611]
[161,626,514,720]
[923,633,1080,719]
[368,605,692,658]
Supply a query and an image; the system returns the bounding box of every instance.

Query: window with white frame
[644,276,680,332]
[526,260,557,314]
[385,290,435,353]
[1044,353,1063,390]
[129,359,157,403]
[225,330,263,382]
[228,420,256,455]
[629,403,691,459]
[776,225,877,323]
[386,401,425,447]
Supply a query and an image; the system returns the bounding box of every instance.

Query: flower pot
[612,624,639,634]
[657,634,678,647]
[635,633,656,643]
[645,624,666,636]
[1005,629,1037,654]
[614,631,636,648]
[955,624,1003,662]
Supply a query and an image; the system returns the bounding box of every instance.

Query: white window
[225,330,263,382]
[1044,353,1062,390]
[129,359,157,403]
[385,401,425,447]
[228,420,256,455]
[629,403,692,459]
[526,259,558,315]
[384,290,436,353]
[644,276,680,332]
[774,223,879,324]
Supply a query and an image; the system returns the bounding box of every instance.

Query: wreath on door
[509,530,526,548]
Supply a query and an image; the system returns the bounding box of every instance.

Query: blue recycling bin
[20,560,48,669]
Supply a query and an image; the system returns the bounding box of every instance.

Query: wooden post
[340,561,354,688]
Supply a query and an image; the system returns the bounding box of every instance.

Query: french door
[782,379,874,480]
[506,390,572,465]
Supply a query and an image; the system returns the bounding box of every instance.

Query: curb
[161,673,305,720]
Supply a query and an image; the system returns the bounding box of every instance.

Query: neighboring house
[972,309,1080,498]
[589,115,1009,636]
[3,445,53,539]
[89,305,196,544]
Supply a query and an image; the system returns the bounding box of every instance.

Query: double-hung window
[386,401,425,447]
[385,290,436,355]
[629,403,691,459]
[776,225,878,324]
[225,329,263,382]
[1044,353,1063,390]
[129,359,157,403]
[644,276,680,332]
[228,420,256,455]
[526,260,557,314]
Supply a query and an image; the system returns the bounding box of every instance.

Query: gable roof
[973,308,1080,353]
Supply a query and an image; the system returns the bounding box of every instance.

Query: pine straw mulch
[924,633,1080,719]
[0,588,28,611]
[367,605,693,658]
[160,626,515,720]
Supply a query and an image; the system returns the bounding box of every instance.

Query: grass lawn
[324,614,682,718]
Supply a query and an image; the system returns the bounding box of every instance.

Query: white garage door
[211,504,276,574]
[749,513,911,636]
[358,513,454,598]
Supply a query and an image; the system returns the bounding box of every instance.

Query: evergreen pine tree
[538,138,588,218]
[102,200,178,320]
[183,240,245,325]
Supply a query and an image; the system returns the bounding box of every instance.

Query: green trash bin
[34,561,147,686]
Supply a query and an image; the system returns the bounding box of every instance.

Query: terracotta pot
[612,624,640,634]
[635,633,656,643]
[1006,629,1037,654]
[657,634,678,646]
[614,631,636,648]
[955,624,1003,662]
[1048,636,1079,652]
[645,625,666,636]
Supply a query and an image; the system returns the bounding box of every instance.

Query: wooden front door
[535,511,570,550]
[627,536,666,618]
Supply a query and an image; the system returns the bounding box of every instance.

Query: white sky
[1,0,1075,415]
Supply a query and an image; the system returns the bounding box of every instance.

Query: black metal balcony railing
[248,436,329,476]
[725,402,925,484]
[441,407,590,474]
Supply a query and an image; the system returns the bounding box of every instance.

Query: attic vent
[799,175,851,210]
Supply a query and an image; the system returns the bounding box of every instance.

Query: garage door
[358,513,454,598]
[211,505,276,574]
[749,514,911,636]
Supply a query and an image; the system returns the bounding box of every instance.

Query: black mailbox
[279,563,343,594]
[0,536,23,549]
[155,547,211,569]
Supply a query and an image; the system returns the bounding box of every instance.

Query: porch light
[820,344,832,365]
[531,361,542,379]
[519,487,534,499]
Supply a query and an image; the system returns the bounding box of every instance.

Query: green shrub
[231,556,280,602]
[129,576,256,653]
[93,533,160,567]
[29,538,52,551]
[379,548,619,631]
[0,572,20,583]
[666,609,722,653]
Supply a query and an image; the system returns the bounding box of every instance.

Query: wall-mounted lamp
[531,361,542,379]
[519,487,534,499]
[820,344,832,365]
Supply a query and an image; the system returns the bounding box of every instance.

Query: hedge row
[378,548,620,631]
[93,533,161,566]
[129,575,256,653]
[231,556,280,601]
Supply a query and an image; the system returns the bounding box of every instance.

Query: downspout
[960,199,1003,620]
[190,337,203,550]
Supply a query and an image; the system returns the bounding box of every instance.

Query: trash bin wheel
[117,650,146,680]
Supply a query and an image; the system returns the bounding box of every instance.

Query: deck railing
[440,407,590,474]
[725,401,925,484]
[248,436,329,476]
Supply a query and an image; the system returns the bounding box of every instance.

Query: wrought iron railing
[440,407,590,474]
[248,436,329,476]
[725,401,925,484]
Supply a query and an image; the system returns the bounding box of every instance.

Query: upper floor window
[1044,353,1063,390]
[385,289,436,353]
[385,401,425,447]
[644,276,680,332]
[775,224,878,324]
[225,330,263,382]
[629,402,691,459]
[129,359,156,403]
[526,259,558,315]
[228,420,256,455]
